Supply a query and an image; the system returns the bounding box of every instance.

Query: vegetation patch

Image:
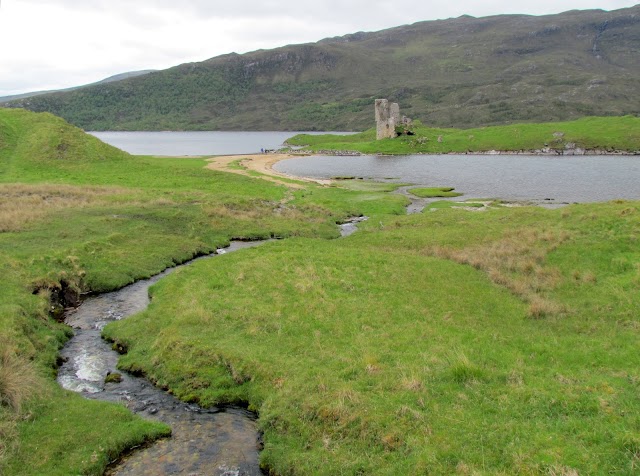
[426,201,487,211]
[409,186,463,198]
[287,116,640,155]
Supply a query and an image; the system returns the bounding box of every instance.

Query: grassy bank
[286,116,640,155]
[0,108,405,474]
[104,200,640,474]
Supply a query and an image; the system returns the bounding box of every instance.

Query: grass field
[1,108,639,474]
[103,201,640,475]
[286,116,640,155]
[0,108,404,474]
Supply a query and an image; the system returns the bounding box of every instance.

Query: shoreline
[205,148,639,190]
[206,153,332,187]
[300,148,640,156]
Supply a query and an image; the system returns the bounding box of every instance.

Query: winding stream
[57,220,363,475]
[58,241,266,476]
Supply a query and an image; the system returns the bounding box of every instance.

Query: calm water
[275,154,640,204]
[90,131,352,156]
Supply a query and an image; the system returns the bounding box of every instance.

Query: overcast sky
[0,0,637,96]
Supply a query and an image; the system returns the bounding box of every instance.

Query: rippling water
[275,154,640,204]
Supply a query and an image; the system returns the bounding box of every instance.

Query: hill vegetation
[6,5,640,131]
[0,70,155,104]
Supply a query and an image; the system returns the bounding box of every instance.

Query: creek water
[57,218,364,475]
[58,241,266,476]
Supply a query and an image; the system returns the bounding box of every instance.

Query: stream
[57,221,363,475]
[58,241,266,476]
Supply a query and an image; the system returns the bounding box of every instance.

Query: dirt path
[205,153,331,188]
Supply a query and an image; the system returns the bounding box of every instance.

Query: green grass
[287,116,640,154]
[104,201,640,474]
[409,186,463,198]
[2,107,639,474]
[0,108,403,474]
[425,200,487,210]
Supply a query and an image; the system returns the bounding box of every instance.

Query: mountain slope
[0,70,155,104]
[7,6,640,131]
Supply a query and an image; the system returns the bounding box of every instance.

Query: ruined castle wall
[375,99,398,140]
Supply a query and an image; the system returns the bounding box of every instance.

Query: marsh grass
[409,186,463,198]
[430,227,570,318]
[0,183,128,232]
[104,201,640,474]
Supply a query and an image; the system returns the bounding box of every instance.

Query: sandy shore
[205,153,330,188]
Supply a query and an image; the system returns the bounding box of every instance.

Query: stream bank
[58,241,266,476]
[57,218,366,475]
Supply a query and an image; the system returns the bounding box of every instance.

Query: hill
[0,70,155,104]
[5,6,640,131]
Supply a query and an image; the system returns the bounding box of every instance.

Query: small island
[287,102,640,156]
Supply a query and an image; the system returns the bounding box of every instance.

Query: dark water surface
[275,154,640,204]
[90,131,353,156]
[58,241,266,476]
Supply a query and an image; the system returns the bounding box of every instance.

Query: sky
[0,0,638,97]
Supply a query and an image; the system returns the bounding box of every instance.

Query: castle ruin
[375,99,411,140]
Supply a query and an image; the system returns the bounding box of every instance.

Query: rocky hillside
[7,5,640,130]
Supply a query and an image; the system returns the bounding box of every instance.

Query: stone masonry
[375,99,400,140]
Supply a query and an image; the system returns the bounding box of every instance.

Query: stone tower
[375,99,400,140]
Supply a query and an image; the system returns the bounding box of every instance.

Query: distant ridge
[5,5,640,131]
[0,70,156,104]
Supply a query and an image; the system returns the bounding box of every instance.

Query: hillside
[6,5,640,131]
[0,70,155,104]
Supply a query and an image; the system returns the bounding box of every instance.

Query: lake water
[90,131,350,156]
[274,154,640,204]
[90,132,639,204]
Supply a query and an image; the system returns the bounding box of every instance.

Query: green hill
[7,5,640,131]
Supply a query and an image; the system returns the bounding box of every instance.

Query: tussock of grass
[409,186,463,198]
[0,183,126,232]
[0,342,42,413]
[0,337,44,465]
[430,227,570,318]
